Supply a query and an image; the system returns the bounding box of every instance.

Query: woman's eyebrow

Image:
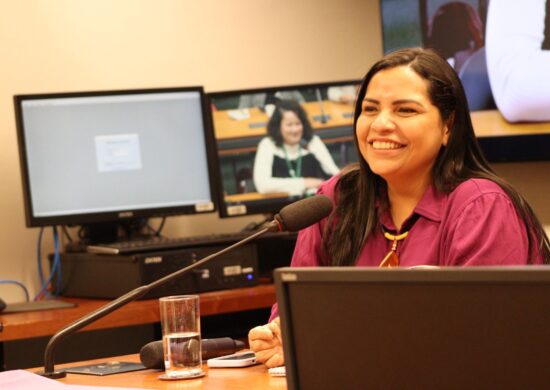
[362,98,379,104]
[362,97,425,107]
[392,99,423,106]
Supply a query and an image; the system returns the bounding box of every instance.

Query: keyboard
[85,232,256,255]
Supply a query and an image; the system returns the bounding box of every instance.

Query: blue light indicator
[247,274,253,280]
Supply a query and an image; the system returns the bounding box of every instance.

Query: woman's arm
[486,0,550,121]
[308,136,340,176]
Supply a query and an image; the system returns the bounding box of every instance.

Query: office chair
[458,47,496,111]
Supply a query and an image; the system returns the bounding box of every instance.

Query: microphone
[314,88,330,124]
[140,337,245,369]
[39,195,333,378]
[274,194,332,232]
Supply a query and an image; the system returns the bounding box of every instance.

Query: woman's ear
[442,113,454,146]
[442,126,450,146]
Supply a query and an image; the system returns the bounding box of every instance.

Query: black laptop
[274,266,550,390]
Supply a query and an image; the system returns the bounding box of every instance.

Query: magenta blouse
[270,175,542,320]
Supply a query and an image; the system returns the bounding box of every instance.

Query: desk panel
[0,284,276,342]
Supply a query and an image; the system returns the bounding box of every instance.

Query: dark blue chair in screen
[458,47,496,111]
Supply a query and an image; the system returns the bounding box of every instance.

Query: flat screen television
[207,80,361,219]
[14,86,218,243]
[379,0,550,161]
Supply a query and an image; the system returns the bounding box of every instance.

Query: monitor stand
[81,222,119,244]
[80,218,152,244]
[65,219,158,253]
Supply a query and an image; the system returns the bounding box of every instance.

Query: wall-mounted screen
[380,0,550,161]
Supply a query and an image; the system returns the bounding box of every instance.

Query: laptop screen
[274,267,550,390]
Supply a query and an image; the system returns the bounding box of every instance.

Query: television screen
[380,0,550,161]
[14,87,218,232]
[381,0,493,110]
[207,81,361,218]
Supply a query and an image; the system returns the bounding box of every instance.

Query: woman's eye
[397,107,417,115]
[362,105,378,114]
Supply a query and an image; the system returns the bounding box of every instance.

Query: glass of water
[158,295,204,380]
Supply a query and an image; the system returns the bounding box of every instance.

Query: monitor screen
[14,87,218,230]
[380,0,493,111]
[207,81,361,218]
[379,0,550,162]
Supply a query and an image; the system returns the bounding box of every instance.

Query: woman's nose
[370,111,395,132]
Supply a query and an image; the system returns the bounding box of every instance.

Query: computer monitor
[275,266,550,389]
[14,86,218,243]
[207,80,361,219]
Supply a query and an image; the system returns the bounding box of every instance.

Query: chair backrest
[458,47,496,110]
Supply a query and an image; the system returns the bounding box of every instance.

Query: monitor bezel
[206,79,362,219]
[14,86,221,228]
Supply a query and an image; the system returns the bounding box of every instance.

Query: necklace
[379,230,409,268]
[282,144,302,178]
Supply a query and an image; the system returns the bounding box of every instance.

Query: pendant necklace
[379,229,409,268]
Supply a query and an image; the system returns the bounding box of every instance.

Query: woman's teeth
[372,141,403,150]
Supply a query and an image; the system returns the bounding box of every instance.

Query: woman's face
[280,110,304,146]
[355,65,449,187]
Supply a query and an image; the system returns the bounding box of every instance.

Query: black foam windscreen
[140,339,164,369]
[275,195,333,232]
[140,337,246,369]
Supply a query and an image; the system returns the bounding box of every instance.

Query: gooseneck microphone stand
[39,221,279,378]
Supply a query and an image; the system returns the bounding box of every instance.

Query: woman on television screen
[252,99,339,196]
[249,47,550,368]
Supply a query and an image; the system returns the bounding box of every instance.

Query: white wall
[0,0,382,303]
[1,1,548,304]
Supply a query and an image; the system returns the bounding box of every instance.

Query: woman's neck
[386,177,430,231]
[283,142,300,150]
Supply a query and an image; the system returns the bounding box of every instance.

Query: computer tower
[49,243,259,299]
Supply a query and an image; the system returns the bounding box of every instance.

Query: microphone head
[140,340,164,369]
[275,195,333,232]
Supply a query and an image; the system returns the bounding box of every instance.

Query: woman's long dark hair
[324,48,550,266]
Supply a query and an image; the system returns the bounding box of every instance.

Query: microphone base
[36,370,67,379]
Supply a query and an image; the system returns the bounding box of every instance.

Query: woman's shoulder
[452,178,508,196]
[306,135,324,147]
[447,178,512,210]
[316,165,359,196]
[316,174,341,200]
[258,136,275,148]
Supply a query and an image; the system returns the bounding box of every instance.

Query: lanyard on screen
[282,145,303,178]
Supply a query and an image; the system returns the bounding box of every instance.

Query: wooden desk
[215,107,550,164]
[224,192,289,203]
[471,110,550,137]
[52,353,287,389]
[212,101,354,141]
[0,284,276,342]
[214,106,550,141]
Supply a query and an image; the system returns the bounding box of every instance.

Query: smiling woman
[252,99,340,196]
[248,48,550,369]
[356,66,450,229]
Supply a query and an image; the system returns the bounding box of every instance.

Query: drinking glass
[158,295,204,380]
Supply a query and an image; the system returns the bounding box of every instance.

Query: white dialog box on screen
[95,134,142,172]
